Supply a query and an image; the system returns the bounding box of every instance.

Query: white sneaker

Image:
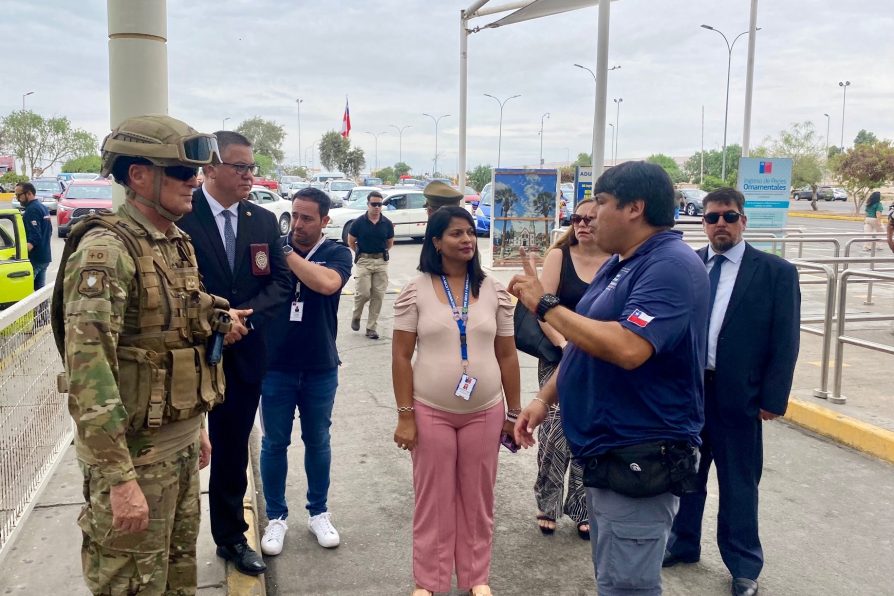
[261,517,288,555]
[307,512,340,548]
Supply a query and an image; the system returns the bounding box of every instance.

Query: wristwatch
[536,293,561,322]
[282,244,293,256]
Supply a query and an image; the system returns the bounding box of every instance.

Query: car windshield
[682,189,707,200]
[66,185,112,200]
[281,176,302,184]
[330,181,354,191]
[365,178,383,186]
[71,173,98,180]
[33,181,58,192]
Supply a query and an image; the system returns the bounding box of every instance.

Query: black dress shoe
[365,329,379,339]
[662,549,700,567]
[216,542,267,576]
[731,578,758,596]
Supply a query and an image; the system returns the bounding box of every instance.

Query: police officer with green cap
[52,114,251,595]
[423,180,465,217]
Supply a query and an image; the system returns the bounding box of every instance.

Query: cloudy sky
[4,0,892,177]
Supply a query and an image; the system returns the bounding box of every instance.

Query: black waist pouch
[582,441,699,499]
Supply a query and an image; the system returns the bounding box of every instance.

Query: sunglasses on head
[570,214,595,225]
[703,211,742,224]
[369,202,383,207]
[164,165,199,181]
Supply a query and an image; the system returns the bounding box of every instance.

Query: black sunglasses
[703,211,742,224]
[570,214,595,225]
[369,202,383,207]
[164,165,199,181]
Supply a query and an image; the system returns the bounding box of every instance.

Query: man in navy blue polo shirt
[511,161,708,596]
[16,182,52,290]
[257,187,353,557]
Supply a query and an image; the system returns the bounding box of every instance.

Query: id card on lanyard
[290,235,326,322]
[441,274,477,400]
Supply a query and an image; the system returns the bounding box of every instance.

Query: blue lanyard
[440,274,470,370]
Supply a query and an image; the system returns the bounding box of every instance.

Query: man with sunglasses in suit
[664,188,800,596]
[178,131,292,576]
[347,190,394,339]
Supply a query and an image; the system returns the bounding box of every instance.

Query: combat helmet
[101,114,220,220]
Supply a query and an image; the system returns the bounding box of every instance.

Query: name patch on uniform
[250,244,270,276]
[78,269,107,297]
[85,247,112,265]
[626,309,654,328]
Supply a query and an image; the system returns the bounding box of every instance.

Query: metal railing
[0,286,69,556]
[790,261,837,399]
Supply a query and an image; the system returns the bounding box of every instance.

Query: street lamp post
[607,123,615,164]
[701,24,758,181]
[22,91,34,111]
[389,124,412,164]
[823,112,831,157]
[422,113,450,176]
[296,98,303,168]
[838,81,851,150]
[612,98,623,165]
[539,112,550,166]
[364,131,388,173]
[573,64,619,164]
[483,93,521,168]
[222,117,230,131]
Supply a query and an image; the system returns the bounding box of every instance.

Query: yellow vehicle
[0,208,34,309]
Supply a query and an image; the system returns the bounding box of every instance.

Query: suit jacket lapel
[720,243,759,331]
[233,201,251,277]
[697,246,708,263]
[194,190,232,280]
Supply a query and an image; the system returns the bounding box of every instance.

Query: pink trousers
[411,400,505,592]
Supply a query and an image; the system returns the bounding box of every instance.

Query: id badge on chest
[454,373,477,401]
[290,301,304,322]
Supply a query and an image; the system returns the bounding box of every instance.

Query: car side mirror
[53,193,62,199]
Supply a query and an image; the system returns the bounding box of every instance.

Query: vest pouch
[194,344,226,410]
[166,347,202,422]
[116,346,163,432]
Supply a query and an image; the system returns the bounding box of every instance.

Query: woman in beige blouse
[392,206,521,596]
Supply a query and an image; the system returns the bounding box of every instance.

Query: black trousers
[666,372,765,580]
[208,374,262,547]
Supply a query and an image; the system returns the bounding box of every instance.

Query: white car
[248,186,292,235]
[341,186,382,209]
[324,179,356,204]
[326,188,428,243]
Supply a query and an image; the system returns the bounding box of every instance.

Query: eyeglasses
[570,214,595,226]
[703,211,742,224]
[164,165,199,181]
[369,202,383,207]
[220,162,260,176]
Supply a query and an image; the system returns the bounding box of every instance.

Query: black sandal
[577,521,591,541]
[536,514,556,535]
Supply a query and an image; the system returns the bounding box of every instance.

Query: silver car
[11,177,65,213]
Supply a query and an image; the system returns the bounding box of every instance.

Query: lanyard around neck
[292,235,326,298]
[440,274,470,371]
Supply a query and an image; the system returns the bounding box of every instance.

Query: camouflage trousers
[77,441,201,595]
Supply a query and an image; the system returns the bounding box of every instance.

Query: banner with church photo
[490,168,559,268]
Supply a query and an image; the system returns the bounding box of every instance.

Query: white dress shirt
[706,240,746,370]
[202,183,240,245]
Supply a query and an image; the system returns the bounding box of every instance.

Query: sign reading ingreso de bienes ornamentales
[736,157,793,229]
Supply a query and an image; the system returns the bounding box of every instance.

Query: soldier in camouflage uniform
[52,115,252,595]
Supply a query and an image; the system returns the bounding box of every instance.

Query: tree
[254,154,275,177]
[575,152,591,167]
[466,165,492,192]
[646,154,686,184]
[684,144,741,187]
[761,121,825,196]
[281,165,308,178]
[375,166,396,184]
[831,141,894,213]
[854,129,879,146]
[0,110,97,177]
[62,155,101,173]
[559,165,575,182]
[343,147,366,178]
[394,162,411,178]
[319,131,350,172]
[532,191,554,218]
[235,117,286,162]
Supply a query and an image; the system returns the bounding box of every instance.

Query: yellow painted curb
[225,460,266,595]
[785,397,894,464]
[788,211,863,222]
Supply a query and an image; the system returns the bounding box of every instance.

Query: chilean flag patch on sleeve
[626,309,655,328]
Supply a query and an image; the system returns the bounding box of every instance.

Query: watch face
[282,244,293,255]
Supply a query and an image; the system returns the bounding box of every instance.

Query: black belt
[359,252,385,259]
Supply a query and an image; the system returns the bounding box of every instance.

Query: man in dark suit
[663,188,801,596]
[177,131,292,576]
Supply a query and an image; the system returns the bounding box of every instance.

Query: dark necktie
[708,254,726,309]
[222,210,236,271]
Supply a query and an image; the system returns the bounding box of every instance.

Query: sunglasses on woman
[703,211,742,224]
[570,214,595,226]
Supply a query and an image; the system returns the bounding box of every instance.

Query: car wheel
[342,222,354,244]
[411,236,424,242]
[685,203,697,216]
[278,214,290,235]
[824,196,832,201]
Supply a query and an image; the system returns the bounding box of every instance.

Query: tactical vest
[52,212,231,431]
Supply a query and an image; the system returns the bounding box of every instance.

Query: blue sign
[737,157,792,229]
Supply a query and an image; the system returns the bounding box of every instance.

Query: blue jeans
[260,368,338,519]
[32,262,49,290]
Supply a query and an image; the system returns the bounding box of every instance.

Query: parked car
[11,177,65,213]
[0,208,34,309]
[309,172,346,185]
[791,186,846,201]
[326,188,428,244]
[56,179,113,238]
[252,177,279,191]
[278,176,307,199]
[324,179,356,205]
[474,182,493,237]
[248,186,292,234]
[677,188,708,216]
[362,176,384,187]
[342,186,381,209]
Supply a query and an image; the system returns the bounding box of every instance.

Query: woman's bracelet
[531,397,551,410]
[396,406,415,414]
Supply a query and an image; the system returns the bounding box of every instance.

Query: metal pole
[613,98,622,165]
[459,10,469,189]
[539,112,549,166]
[108,0,168,209]
[483,94,520,168]
[22,91,33,111]
[423,113,449,176]
[608,123,614,164]
[591,0,611,174]
[296,98,303,169]
[839,81,850,150]
[700,105,705,184]
[389,124,412,164]
[741,0,758,157]
[222,117,230,131]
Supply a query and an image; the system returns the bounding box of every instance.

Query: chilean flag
[340,97,351,138]
[626,309,655,328]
